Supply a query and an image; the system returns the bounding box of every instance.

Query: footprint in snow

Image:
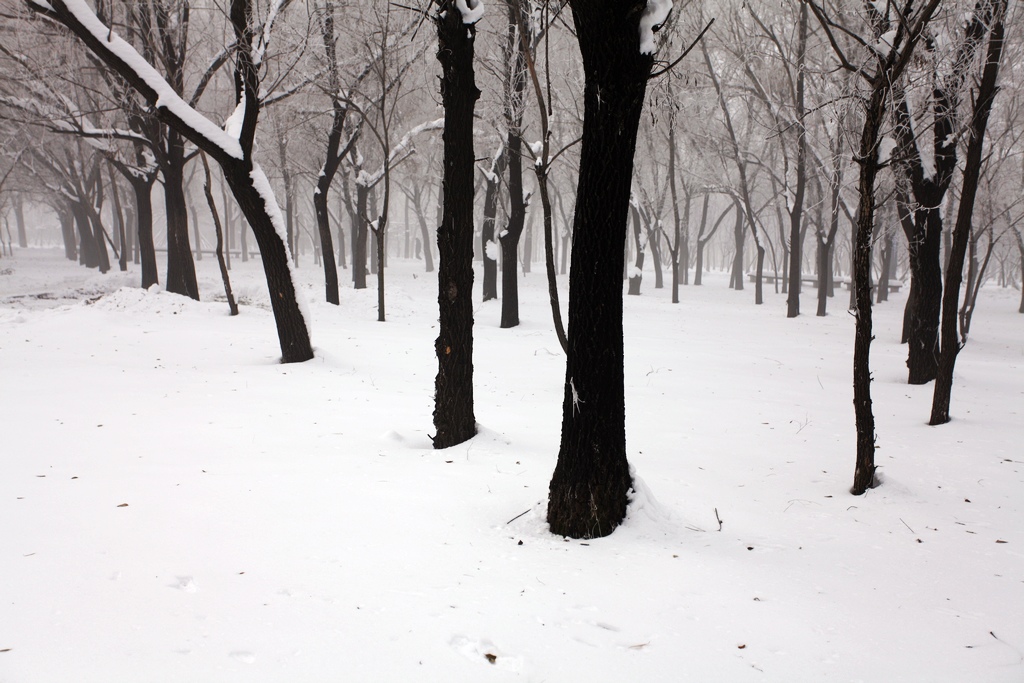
[171,576,197,593]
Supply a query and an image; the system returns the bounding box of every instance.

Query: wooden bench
[747,273,838,288]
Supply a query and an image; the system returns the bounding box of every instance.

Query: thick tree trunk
[72,201,100,269]
[163,132,199,299]
[130,177,159,289]
[547,0,650,539]
[905,208,942,383]
[500,127,526,328]
[432,1,479,449]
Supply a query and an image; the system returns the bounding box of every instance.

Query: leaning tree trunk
[223,164,312,363]
[28,0,313,364]
[547,0,651,539]
[432,0,480,449]
[313,183,340,304]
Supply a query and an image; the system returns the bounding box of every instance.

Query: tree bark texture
[851,86,887,496]
[432,1,480,449]
[163,130,199,300]
[547,0,651,539]
[223,165,312,362]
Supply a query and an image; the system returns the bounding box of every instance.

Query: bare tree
[807,0,941,495]
[931,0,1008,424]
[431,0,482,449]
[546,0,670,538]
[25,0,314,362]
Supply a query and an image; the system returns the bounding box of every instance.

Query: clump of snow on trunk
[639,0,672,54]
[455,0,484,25]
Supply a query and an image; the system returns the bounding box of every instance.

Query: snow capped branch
[355,118,444,188]
[639,0,672,54]
[253,0,291,67]
[27,0,244,161]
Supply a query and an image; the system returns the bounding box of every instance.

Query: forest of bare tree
[1,0,1021,533]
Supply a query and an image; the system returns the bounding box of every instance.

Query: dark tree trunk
[931,0,1005,424]
[850,88,888,496]
[223,165,312,362]
[201,153,238,316]
[432,0,480,449]
[108,166,129,272]
[130,176,159,289]
[499,6,528,328]
[905,208,942,383]
[877,228,894,303]
[353,181,369,289]
[499,125,526,327]
[163,132,199,299]
[481,148,506,302]
[547,0,650,539]
[786,2,809,318]
[72,201,100,269]
[649,227,664,289]
[313,184,340,304]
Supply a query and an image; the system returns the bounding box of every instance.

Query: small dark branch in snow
[506,509,530,525]
[900,518,915,534]
[715,508,723,531]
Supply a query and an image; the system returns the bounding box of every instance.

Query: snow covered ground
[1,247,1021,682]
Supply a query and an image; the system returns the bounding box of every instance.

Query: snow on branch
[253,0,291,67]
[26,0,244,160]
[356,118,444,188]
